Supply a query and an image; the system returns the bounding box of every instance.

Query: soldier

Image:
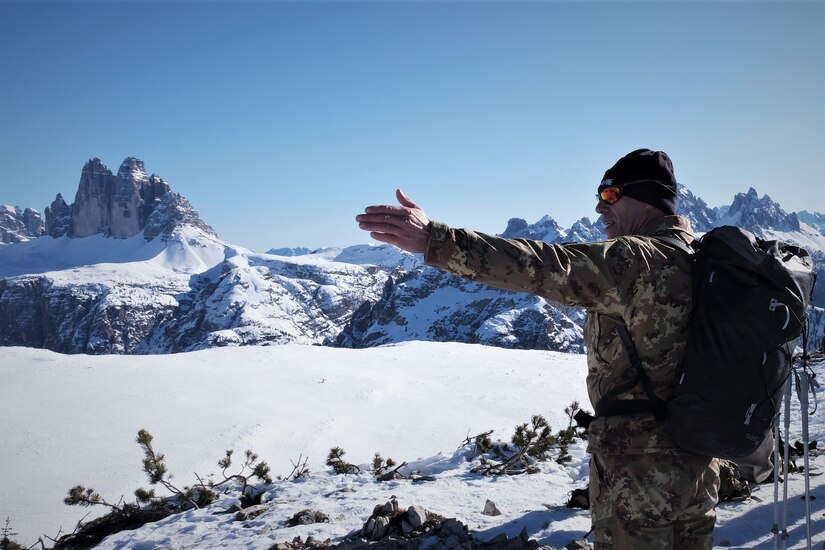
[355,149,720,550]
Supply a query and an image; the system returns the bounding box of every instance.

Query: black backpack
[602,226,817,460]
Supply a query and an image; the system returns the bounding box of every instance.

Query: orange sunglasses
[596,179,654,204]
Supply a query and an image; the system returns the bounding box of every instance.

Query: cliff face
[44,194,72,238]
[0,205,44,243]
[70,157,171,238]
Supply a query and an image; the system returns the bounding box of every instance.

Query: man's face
[595,194,656,239]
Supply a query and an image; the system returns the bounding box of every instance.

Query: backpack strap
[594,323,667,419]
[594,235,695,419]
[651,234,694,255]
[594,234,691,420]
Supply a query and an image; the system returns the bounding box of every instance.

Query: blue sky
[1,1,823,251]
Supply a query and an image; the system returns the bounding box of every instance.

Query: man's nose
[595,201,609,215]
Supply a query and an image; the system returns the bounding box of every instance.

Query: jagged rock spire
[70,157,170,238]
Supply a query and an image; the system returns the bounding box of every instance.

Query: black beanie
[600,148,678,215]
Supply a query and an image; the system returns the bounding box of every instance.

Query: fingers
[363,204,410,216]
[356,212,411,231]
[369,231,424,254]
[396,188,420,209]
[357,220,403,235]
[356,189,430,254]
[368,231,401,247]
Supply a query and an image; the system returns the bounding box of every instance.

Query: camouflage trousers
[589,451,720,550]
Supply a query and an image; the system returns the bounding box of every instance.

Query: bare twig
[285,453,310,480]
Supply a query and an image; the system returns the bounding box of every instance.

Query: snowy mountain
[709,188,825,328]
[1,158,824,354]
[0,204,44,243]
[676,184,718,232]
[337,264,585,352]
[798,210,825,236]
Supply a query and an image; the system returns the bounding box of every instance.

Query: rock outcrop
[143,192,217,242]
[719,187,800,234]
[500,216,604,245]
[336,265,586,353]
[70,157,170,238]
[0,205,44,243]
[44,193,72,238]
[676,184,717,232]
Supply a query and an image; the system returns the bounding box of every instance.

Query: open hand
[356,189,431,253]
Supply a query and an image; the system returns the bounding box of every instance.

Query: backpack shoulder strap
[650,234,695,255]
[594,235,691,419]
[594,323,667,419]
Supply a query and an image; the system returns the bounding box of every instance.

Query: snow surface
[1,343,823,549]
[0,226,232,279]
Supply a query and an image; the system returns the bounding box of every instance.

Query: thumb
[396,188,420,209]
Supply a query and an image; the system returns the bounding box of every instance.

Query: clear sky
[1,1,823,252]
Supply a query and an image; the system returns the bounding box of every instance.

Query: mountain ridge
[1,158,823,354]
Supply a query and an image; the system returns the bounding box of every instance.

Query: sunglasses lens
[599,186,621,204]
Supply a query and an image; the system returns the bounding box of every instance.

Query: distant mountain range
[1,157,823,354]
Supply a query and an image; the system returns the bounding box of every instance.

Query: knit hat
[600,148,678,215]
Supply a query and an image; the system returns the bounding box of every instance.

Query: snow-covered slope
[338,265,584,352]
[1,343,822,549]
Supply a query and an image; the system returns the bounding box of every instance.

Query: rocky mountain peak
[500,215,563,242]
[676,184,717,232]
[44,193,72,238]
[0,205,44,243]
[70,157,172,238]
[721,187,800,234]
[798,211,825,236]
[81,158,111,177]
[143,192,217,242]
[117,157,149,184]
[566,217,605,243]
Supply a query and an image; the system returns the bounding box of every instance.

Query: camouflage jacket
[425,215,696,455]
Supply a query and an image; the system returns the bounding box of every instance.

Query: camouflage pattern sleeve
[425,220,646,313]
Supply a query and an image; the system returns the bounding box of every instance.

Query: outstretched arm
[356,189,431,253]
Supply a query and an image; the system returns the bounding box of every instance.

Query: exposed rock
[359,499,438,542]
[70,157,169,238]
[274,504,558,550]
[406,507,426,528]
[565,217,605,243]
[565,488,589,510]
[798,210,825,236]
[676,184,717,232]
[336,267,586,353]
[45,193,72,237]
[718,187,800,234]
[235,503,273,521]
[0,205,44,243]
[288,509,330,527]
[482,500,501,516]
[500,215,563,242]
[143,191,217,242]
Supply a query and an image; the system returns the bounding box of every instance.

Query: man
[356,149,720,550]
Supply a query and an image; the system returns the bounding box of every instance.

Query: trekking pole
[781,373,793,549]
[772,392,784,550]
[798,365,812,550]
[797,340,819,550]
